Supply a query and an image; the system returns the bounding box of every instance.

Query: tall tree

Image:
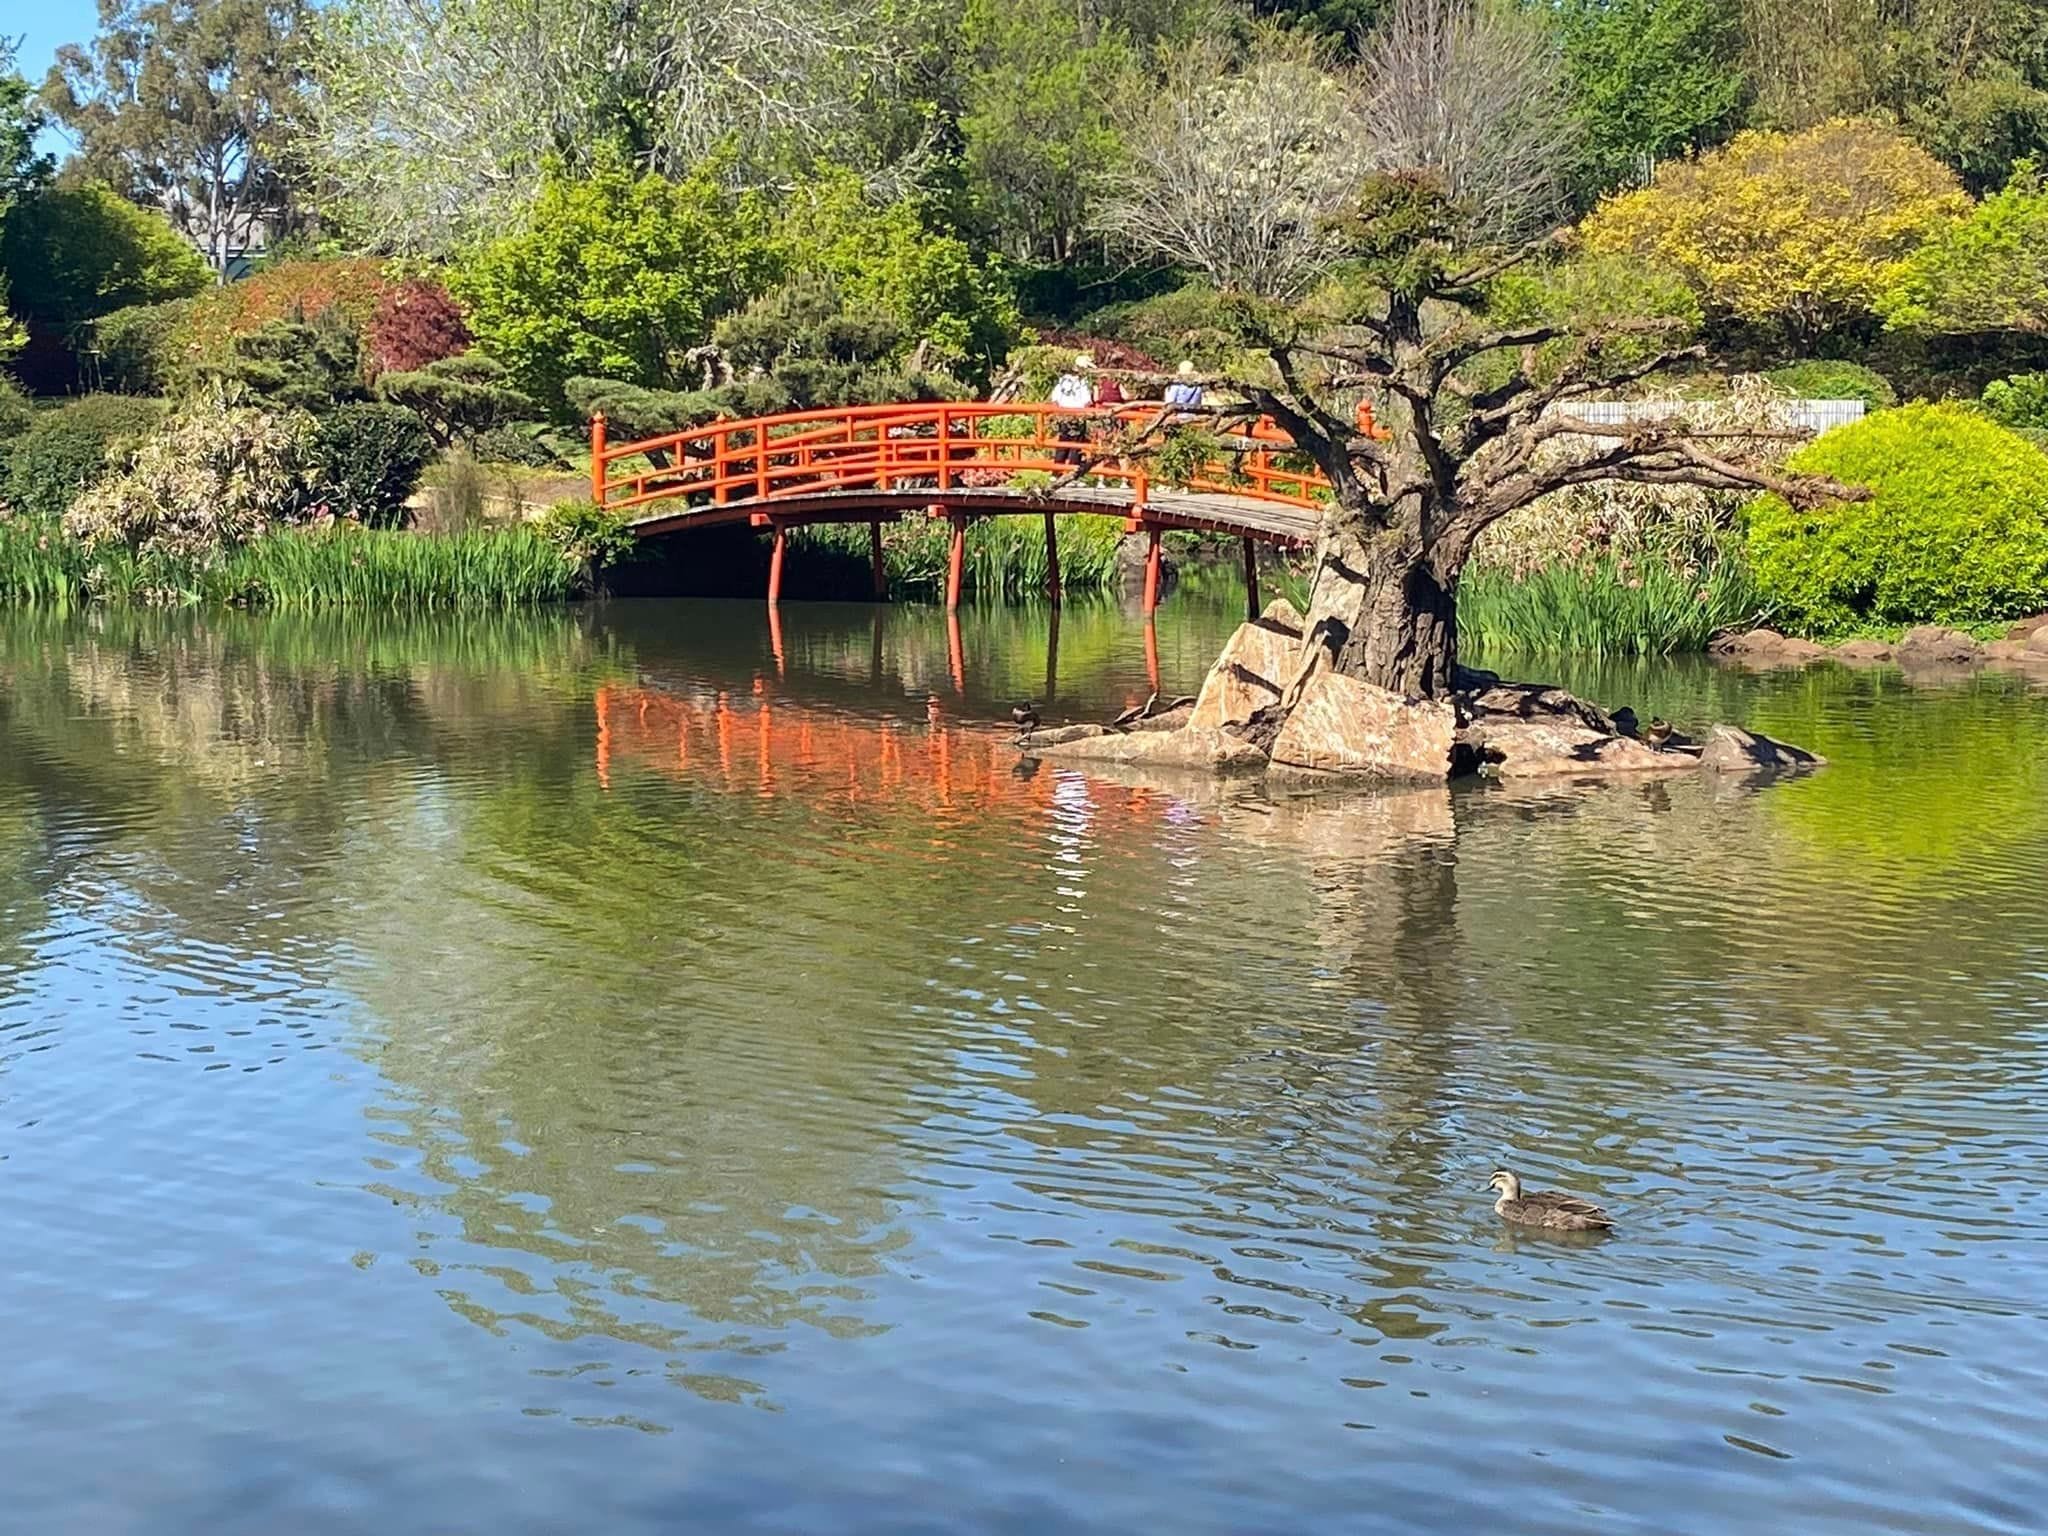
[1555,0,1748,198]
[312,0,911,255]
[958,0,1135,262]
[42,0,309,280]
[0,40,54,363]
[1738,0,2048,190]
[1096,7,1838,700]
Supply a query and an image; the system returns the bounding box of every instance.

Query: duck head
[1486,1170,1521,1200]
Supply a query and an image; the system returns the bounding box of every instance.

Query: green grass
[1457,555,1762,658]
[0,515,92,606]
[213,525,577,611]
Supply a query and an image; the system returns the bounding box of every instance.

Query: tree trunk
[1300,525,1459,700]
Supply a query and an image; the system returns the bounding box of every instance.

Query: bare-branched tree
[1096,5,1845,703]
[312,0,908,252]
[1357,0,1576,243]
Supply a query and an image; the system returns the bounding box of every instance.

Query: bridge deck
[622,483,1320,547]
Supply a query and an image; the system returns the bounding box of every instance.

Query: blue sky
[12,0,103,150]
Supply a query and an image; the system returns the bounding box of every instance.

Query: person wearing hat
[1050,353,1095,465]
[1164,360,1204,415]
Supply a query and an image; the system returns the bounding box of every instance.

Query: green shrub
[1981,373,2048,431]
[537,499,637,590]
[449,152,782,410]
[311,403,435,527]
[472,422,564,467]
[63,394,319,579]
[6,394,166,517]
[1764,360,1897,409]
[1744,401,2048,633]
[1078,284,1235,369]
[376,354,535,446]
[0,376,34,447]
[90,298,198,394]
[202,311,364,410]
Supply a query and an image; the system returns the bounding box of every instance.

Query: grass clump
[1458,555,1762,658]
[213,524,578,611]
[791,513,1126,599]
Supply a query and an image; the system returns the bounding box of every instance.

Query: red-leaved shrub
[367,279,472,378]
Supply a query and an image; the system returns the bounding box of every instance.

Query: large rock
[1187,599,1305,732]
[1020,722,1268,773]
[2008,613,2048,640]
[2030,626,2048,655]
[1710,627,1825,665]
[1473,716,1694,778]
[1696,724,1825,774]
[1832,639,1894,662]
[1896,625,1982,664]
[1268,668,1455,778]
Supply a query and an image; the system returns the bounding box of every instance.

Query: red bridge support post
[767,524,787,606]
[589,412,606,506]
[1242,537,1260,618]
[869,521,887,601]
[946,512,967,611]
[1142,526,1163,615]
[1043,511,1061,607]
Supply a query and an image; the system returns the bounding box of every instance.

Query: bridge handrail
[589,400,1332,519]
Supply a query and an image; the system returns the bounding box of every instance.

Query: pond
[1,596,2044,1534]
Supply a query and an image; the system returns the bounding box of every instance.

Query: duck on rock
[1487,1169,1614,1232]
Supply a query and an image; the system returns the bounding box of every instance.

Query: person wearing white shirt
[1050,354,1095,465]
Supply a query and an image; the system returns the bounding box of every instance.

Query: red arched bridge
[590,401,1348,613]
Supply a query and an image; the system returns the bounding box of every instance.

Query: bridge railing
[589,401,1331,518]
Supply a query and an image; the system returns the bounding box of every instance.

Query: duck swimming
[1487,1170,1614,1232]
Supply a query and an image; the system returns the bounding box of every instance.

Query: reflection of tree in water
[0,608,616,967]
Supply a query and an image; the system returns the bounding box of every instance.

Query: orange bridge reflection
[595,683,1185,830]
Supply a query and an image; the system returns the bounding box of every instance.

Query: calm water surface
[1,596,2045,1534]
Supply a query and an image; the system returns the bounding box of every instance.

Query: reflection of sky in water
[0,601,2045,1534]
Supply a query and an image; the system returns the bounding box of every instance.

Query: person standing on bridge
[1165,360,1204,418]
[1050,354,1094,466]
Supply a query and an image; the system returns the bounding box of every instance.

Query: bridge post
[767,523,787,606]
[1043,511,1061,607]
[869,521,887,600]
[1242,538,1260,618]
[589,412,606,506]
[945,511,967,611]
[1142,526,1162,615]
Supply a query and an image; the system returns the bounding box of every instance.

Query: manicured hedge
[5,395,167,518]
[1745,402,2048,633]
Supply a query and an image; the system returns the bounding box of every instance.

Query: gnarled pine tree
[1097,6,1840,702]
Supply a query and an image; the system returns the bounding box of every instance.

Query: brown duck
[1488,1169,1614,1232]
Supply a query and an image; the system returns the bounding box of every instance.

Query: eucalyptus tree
[42,0,310,279]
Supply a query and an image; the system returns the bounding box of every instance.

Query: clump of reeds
[1457,553,1761,657]
[212,524,576,611]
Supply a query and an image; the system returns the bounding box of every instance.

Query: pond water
[1,595,2045,1534]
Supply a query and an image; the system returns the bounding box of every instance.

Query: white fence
[1555,399,1866,436]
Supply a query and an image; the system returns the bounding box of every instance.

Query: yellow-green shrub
[1579,121,1968,336]
[1744,403,2048,633]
